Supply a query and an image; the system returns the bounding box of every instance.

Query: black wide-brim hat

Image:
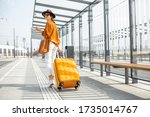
[42,9,56,18]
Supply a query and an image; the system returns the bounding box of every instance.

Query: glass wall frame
[60,0,150,83]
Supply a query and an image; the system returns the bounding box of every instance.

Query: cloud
[6,0,15,6]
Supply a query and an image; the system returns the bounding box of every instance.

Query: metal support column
[6,48,8,57]
[103,0,110,76]
[62,27,64,52]
[23,38,26,57]
[30,28,33,58]
[31,0,36,58]
[59,28,62,49]
[66,24,69,46]
[58,28,61,38]
[13,28,16,58]
[88,6,94,71]
[71,20,74,46]
[2,47,4,57]
[129,0,138,83]
[125,68,129,84]
[100,64,103,77]
[30,39,33,58]
[16,36,18,57]
[79,14,83,68]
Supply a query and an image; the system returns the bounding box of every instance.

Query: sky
[0,0,35,49]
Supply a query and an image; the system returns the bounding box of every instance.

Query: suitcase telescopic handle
[56,51,64,58]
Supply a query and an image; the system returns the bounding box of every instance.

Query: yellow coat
[42,20,60,47]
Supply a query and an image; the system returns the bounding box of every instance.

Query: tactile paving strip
[32,59,62,100]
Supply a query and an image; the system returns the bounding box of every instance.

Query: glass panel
[135,0,150,82]
[109,0,130,76]
[82,12,89,67]
[74,19,79,64]
[68,23,72,46]
[92,1,104,70]
[62,27,66,52]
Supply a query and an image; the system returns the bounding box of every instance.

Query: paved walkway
[0,57,15,68]
[0,57,150,100]
[0,58,61,100]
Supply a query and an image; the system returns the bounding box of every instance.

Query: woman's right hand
[57,46,62,53]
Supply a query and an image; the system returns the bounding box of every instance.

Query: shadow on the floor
[0,84,41,93]
[80,76,147,100]
[54,76,148,100]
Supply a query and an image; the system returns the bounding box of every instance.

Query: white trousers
[45,42,57,80]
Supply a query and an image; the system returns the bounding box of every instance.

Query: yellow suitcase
[54,58,80,90]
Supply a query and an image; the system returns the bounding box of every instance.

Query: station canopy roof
[31,0,101,39]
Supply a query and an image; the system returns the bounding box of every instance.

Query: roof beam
[31,31,40,34]
[34,16,68,23]
[90,0,102,6]
[35,11,73,18]
[33,20,46,24]
[54,14,73,19]
[31,33,41,35]
[32,27,44,29]
[67,0,92,4]
[33,22,64,27]
[33,20,64,26]
[35,2,81,12]
[55,19,67,23]
[33,24,45,28]
[63,0,102,26]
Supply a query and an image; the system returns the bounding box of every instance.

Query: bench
[91,61,150,84]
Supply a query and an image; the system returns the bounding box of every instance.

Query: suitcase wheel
[75,86,79,90]
[77,81,81,86]
[58,87,62,91]
[59,82,64,87]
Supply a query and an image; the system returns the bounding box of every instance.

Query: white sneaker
[49,83,54,88]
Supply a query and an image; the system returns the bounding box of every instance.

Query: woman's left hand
[36,27,42,33]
